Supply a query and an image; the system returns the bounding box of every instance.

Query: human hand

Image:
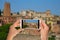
[40,20,49,40]
[7,19,24,40]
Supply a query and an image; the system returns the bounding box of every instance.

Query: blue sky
[0,0,60,15]
[23,20,38,23]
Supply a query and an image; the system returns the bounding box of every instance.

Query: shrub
[48,35,56,40]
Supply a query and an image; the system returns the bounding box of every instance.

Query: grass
[0,24,12,40]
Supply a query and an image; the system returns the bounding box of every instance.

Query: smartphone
[21,19,40,29]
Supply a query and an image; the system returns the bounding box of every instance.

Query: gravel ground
[13,34,40,40]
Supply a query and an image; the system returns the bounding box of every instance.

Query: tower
[3,2,11,16]
[3,2,12,24]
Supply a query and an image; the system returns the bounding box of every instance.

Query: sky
[23,20,38,23]
[0,0,60,15]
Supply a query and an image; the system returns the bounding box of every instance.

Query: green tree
[11,13,13,15]
[0,9,1,16]
[17,12,19,15]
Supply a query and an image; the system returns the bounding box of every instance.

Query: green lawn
[0,24,12,40]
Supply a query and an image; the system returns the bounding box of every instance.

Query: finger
[15,24,20,27]
[39,20,44,29]
[14,19,20,25]
[14,19,22,25]
[11,24,20,29]
[41,20,48,29]
[13,19,22,27]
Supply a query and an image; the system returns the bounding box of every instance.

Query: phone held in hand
[15,19,40,30]
[20,19,40,29]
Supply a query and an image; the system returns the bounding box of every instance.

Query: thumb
[40,20,44,30]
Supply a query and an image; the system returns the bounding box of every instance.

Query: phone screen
[21,19,40,29]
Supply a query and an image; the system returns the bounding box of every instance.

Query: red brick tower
[3,2,11,16]
[3,2,12,24]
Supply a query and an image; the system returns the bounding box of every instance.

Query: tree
[0,9,1,16]
[17,12,19,15]
[11,13,13,15]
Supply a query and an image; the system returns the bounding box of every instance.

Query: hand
[40,20,49,40]
[7,19,24,40]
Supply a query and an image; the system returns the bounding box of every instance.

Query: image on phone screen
[22,19,39,29]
